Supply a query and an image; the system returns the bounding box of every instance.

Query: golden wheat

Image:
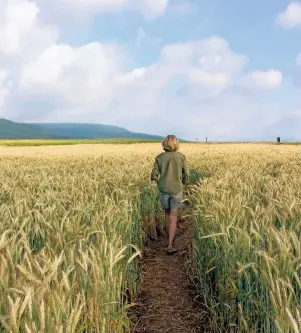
[190,144,301,332]
[0,143,300,332]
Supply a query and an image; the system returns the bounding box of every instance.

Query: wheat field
[0,143,300,332]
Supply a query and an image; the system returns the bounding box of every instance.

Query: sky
[0,0,300,141]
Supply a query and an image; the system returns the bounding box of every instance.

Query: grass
[3,139,300,148]
[0,151,160,332]
[0,143,300,332]
[189,145,301,332]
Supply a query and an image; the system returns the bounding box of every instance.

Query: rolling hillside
[0,119,163,140]
[0,119,64,139]
[32,123,163,140]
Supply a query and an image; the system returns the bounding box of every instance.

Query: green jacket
[151,151,189,194]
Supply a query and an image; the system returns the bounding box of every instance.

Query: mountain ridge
[0,118,163,140]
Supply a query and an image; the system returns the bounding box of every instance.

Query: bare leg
[168,208,178,249]
[164,209,170,236]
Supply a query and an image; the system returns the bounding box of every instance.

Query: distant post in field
[206,137,208,143]
[277,137,280,143]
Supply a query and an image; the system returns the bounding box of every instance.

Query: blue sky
[60,0,300,70]
[0,0,300,140]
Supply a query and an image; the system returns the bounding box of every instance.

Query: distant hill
[0,118,163,140]
[32,123,163,140]
[0,119,64,139]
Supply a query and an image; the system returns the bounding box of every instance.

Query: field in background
[0,143,300,332]
[0,139,300,147]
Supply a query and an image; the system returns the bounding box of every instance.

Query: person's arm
[151,157,160,182]
[182,156,189,185]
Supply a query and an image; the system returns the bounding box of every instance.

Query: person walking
[151,135,189,255]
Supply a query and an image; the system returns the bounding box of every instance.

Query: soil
[131,215,211,333]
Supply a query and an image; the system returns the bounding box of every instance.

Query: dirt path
[131,215,210,333]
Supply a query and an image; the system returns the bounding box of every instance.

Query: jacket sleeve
[182,156,189,184]
[151,157,160,181]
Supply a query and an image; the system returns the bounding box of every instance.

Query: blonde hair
[162,135,179,152]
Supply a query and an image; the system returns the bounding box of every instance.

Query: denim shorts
[159,191,184,210]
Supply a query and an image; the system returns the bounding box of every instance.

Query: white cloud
[22,37,245,100]
[276,2,301,28]
[20,36,247,112]
[39,0,169,20]
[297,54,301,66]
[189,69,229,88]
[246,70,283,89]
[0,0,298,140]
[130,0,169,18]
[21,42,125,106]
[160,37,247,76]
[293,109,301,118]
[13,34,288,139]
[0,0,58,57]
[0,70,10,110]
